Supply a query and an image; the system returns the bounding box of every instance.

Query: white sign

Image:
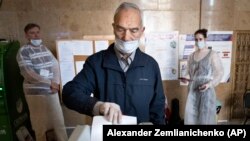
[145,31,179,80]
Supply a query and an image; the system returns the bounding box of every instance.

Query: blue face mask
[196,41,206,49]
[115,38,139,54]
[30,39,42,47]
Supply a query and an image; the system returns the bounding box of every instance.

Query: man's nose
[34,33,40,38]
[122,30,133,41]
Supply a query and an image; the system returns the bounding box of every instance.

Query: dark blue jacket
[62,44,165,124]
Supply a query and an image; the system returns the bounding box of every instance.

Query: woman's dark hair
[24,23,40,33]
[194,28,208,38]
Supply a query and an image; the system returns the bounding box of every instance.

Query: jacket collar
[103,43,146,72]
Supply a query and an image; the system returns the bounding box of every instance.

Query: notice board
[56,36,114,95]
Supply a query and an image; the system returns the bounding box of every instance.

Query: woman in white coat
[181,29,224,125]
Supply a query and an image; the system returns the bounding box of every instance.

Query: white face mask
[30,39,42,47]
[196,41,206,49]
[115,38,139,54]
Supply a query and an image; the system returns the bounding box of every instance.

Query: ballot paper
[91,115,137,141]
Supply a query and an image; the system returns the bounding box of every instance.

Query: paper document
[91,115,137,141]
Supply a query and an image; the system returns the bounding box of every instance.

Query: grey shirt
[114,46,136,72]
[16,43,60,95]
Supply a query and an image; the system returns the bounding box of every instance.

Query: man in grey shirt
[16,23,68,141]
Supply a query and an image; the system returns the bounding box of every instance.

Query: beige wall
[1,0,250,125]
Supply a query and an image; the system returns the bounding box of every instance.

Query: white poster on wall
[57,41,74,61]
[145,31,179,80]
[95,40,109,53]
[207,31,233,83]
[57,40,94,88]
[59,61,75,87]
[72,40,93,55]
[178,34,196,60]
[75,61,85,74]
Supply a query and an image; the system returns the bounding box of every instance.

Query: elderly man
[62,2,166,125]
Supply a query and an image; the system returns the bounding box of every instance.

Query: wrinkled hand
[179,77,190,84]
[50,81,59,93]
[99,102,122,124]
[198,83,210,92]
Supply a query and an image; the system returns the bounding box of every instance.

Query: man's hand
[99,102,122,124]
[50,81,59,93]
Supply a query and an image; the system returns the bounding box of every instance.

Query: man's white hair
[113,2,143,26]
